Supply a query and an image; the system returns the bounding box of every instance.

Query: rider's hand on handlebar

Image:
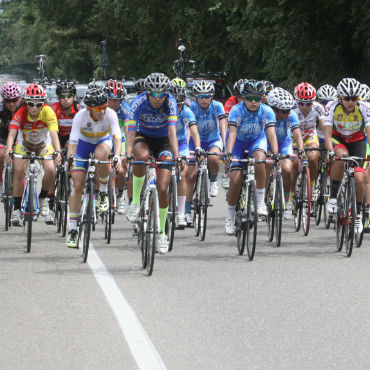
[326,150,335,163]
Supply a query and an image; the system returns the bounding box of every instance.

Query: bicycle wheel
[274,173,283,247]
[105,172,113,244]
[82,181,94,263]
[26,176,35,253]
[3,165,13,231]
[138,205,146,269]
[314,172,322,225]
[301,167,311,236]
[60,169,69,237]
[236,185,247,255]
[166,174,177,252]
[193,172,201,236]
[293,175,302,232]
[336,188,345,252]
[145,189,158,276]
[246,179,258,261]
[265,175,274,242]
[199,170,208,241]
[344,177,356,257]
[355,201,365,248]
[54,169,63,233]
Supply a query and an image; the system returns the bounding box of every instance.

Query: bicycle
[292,150,311,236]
[2,162,14,231]
[230,151,262,261]
[133,157,175,276]
[10,150,55,253]
[265,153,290,247]
[76,154,112,263]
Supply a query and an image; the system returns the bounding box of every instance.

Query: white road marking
[88,243,167,370]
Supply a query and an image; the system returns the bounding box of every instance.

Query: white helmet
[145,73,171,93]
[317,84,337,101]
[267,87,295,110]
[358,84,370,100]
[337,78,361,98]
[192,80,215,95]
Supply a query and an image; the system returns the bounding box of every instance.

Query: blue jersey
[127,92,177,138]
[177,105,196,143]
[117,101,130,123]
[228,102,276,142]
[190,100,225,142]
[275,110,300,142]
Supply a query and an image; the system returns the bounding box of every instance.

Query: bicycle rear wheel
[82,181,93,263]
[301,167,311,236]
[265,176,274,242]
[145,189,158,276]
[246,179,258,261]
[344,177,356,257]
[199,171,208,241]
[166,174,177,251]
[26,176,35,253]
[274,173,283,247]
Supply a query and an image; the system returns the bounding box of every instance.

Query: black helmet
[56,80,76,96]
[242,79,265,95]
[84,87,108,107]
[135,78,146,93]
[145,73,171,93]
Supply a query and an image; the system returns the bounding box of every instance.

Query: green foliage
[0,0,369,89]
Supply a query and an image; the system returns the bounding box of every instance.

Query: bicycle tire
[246,179,258,261]
[138,204,146,269]
[55,169,63,233]
[336,186,345,252]
[266,175,274,242]
[236,185,247,255]
[344,177,356,257]
[314,173,322,225]
[82,180,94,263]
[4,165,13,231]
[301,167,311,236]
[275,173,283,247]
[355,201,365,248]
[105,172,113,244]
[167,174,177,251]
[26,176,35,253]
[146,189,158,276]
[61,168,69,237]
[200,170,208,241]
[293,175,302,232]
[193,172,201,237]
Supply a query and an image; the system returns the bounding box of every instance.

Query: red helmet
[23,83,46,100]
[294,82,316,102]
[105,79,126,99]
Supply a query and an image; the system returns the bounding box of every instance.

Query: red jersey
[224,96,238,116]
[51,102,78,137]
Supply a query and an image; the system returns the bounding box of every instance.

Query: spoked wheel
[25,176,35,253]
[274,173,283,247]
[301,167,311,236]
[82,183,94,263]
[344,178,356,257]
[105,173,113,244]
[199,172,208,241]
[265,177,274,242]
[145,190,158,276]
[166,176,177,252]
[355,202,365,248]
[246,180,258,261]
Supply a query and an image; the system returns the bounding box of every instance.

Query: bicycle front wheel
[246,180,258,261]
[199,171,208,242]
[145,189,158,276]
[293,176,302,232]
[265,176,274,242]
[4,165,13,231]
[82,181,94,263]
[336,188,345,252]
[105,172,113,244]
[301,167,311,236]
[166,174,177,251]
[236,186,247,255]
[274,173,283,247]
[344,177,356,257]
[26,176,35,253]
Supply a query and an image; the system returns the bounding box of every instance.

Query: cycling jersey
[275,110,300,142]
[224,96,238,117]
[69,107,121,145]
[9,104,58,146]
[50,101,79,137]
[127,92,177,138]
[324,100,370,143]
[117,101,130,137]
[177,105,196,143]
[190,100,225,143]
[293,102,324,143]
[228,102,276,142]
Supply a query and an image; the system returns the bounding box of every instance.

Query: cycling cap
[84,87,108,107]
[23,83,46,100]
[1,82,22,99]
[145,73,171,93]
[358,83,369,100]
[294,82,316,102]
[192,80,215,95]
[135,78,146,92]
[105,79,127,99]
[337,78,361,98]
[267,87,295,110]
[170,80,186,101]
[56,80,76,96]
[242,79,264,95]
[317,84,337,101]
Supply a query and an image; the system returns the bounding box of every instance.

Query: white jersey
[69,107,121,145]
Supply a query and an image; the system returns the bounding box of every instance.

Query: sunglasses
[278,108,290,114]
[4,98,20,103]
[26,101,43,108]
[245,95,262,102]
[108,92,122,99]
[149,92,167,99]
[342,96,359,102]
[59,93,75,99]
[90,104,108,112]
[298,102,312,106]
[319,99,330,105]
[197,94,213,99]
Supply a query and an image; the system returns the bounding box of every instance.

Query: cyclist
[170,78,201,227]
[324,78,370,234]
[105,79,130,214]
[0,82,22,191]
[224,79,246,118]
[187,80,227,198]
[5,83,62,225]
[224,79,278,234]
[359,84,370,101]
[261,80,275,104]
[66,87,122,248]
[51,80,79,149]
[266,87,304,220]
[292,82,325,202]
[134,78,146,96]
[125,73,179,254]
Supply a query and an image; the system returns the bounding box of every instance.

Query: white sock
[227,204,236,219]
[177,195,186,214]
[256,188,265,203]
[99,176,109,193]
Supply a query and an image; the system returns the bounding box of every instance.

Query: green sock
[159,207,168,235]
[132,175,145,205]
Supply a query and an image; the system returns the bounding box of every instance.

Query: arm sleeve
[43,106,58,132]
[167,95,178,127]
[69,112,82,144]
[264,106,276,129]
[108,110,122,140]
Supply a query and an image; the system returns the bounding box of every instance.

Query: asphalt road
[1,182,369,370]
